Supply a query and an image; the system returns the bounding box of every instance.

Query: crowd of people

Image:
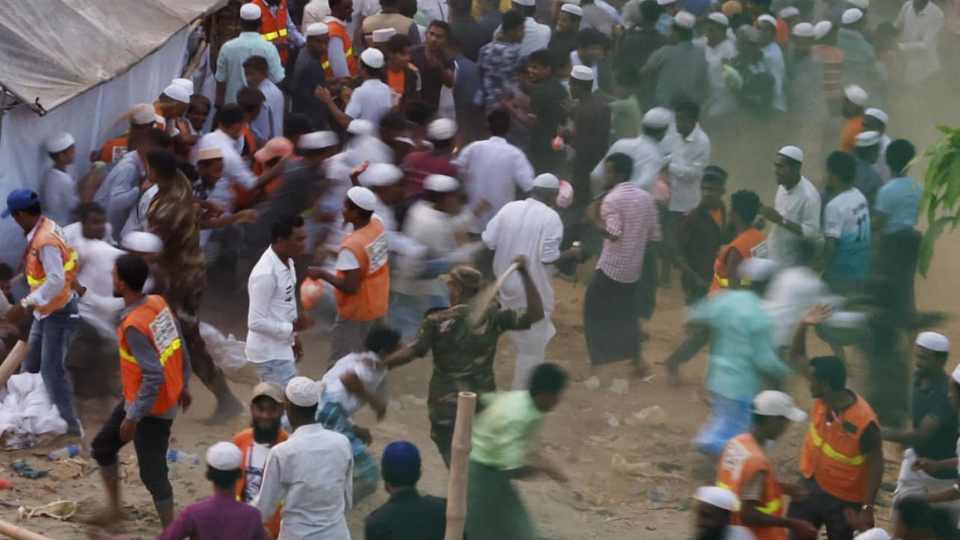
[4,0,959,536]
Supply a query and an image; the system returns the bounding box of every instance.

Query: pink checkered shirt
[596,182,662,283]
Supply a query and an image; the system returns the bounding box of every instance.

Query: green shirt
[470,391,544,471]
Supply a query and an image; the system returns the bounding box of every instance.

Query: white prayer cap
[372,27,396,43]
[162,84,191,104]
[197,145,224,161]
[46,132,75,154]
[347,119,376,136]
[853,529,890,540]
[533,173,561,189]
[778,6,800,18]
[844,84,869,106]
[674,11,696,28]
[171,78,194,95]
[792,22,815,37]
[848,0,870,10]
[952,364,960,385]
[642,107,672,129]
[424,174,460,193]
[855,130,881,148]
[561,3,583,16]
[206,442,243,471]
[707,12,729,26]
[298,130,339,150]
[360,47,385,69]
[285,376,320,407]
[757,14,777,27]
[738,257,778,282]
[130,103,156,126]
[306,22,330,37]
[570,65,595,81]
[427,118,457,141]
[694,486,740,512]
[347,186,379,211]
[121,231,163,254]
[864,107,888,125]
[778,145,804,163]
[657,0,676,6]
[841,8,863,24]
[513,0,536,6]
[753,390,807,422]
[359,163,403,187]
[240,2,262,20]
[813,20,833,39]
[916,331,950,353]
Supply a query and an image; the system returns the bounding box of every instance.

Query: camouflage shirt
[148,172,206,314]
[409,303,533,428]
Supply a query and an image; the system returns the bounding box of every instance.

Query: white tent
[0,0,227,265]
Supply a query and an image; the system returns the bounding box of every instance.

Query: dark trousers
[787,479,860,540]
[92,402,173,503]
[584,270,639,365]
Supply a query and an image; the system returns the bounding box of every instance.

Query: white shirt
[570,51,599,91]
[120,184,158,238]
[394,200,474,295]
[196,130,258,205]
[874,134,893,181]
[246,246,298,363]
[63,223,122,297]
[454,136,535,232]
[823,187,870,241]
[762,42,787,112]
[482,198,563,313]
[591,135,664,193]
[768,176,821,267]
[321,351,387,415]
[418,0,450,22]
[345,79,394,126]
[764,266,829,347]
[495,18,551,57]
[243,442,271,503]
[39,168,78,226]
[251,79,286,143]
[254,423,353,540]
[895,0,944,83]
[696,37,738,117]
[661,124,711,212]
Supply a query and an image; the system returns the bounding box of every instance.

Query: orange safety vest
[24,217,79,316]
[117,295,185,417]
[717,433,788,540]
[800,395,878,503]
[233,428,288,539]
[335,219,390,321]
[322,17,359,79]
[710,227,765,293]
[99,135,129,164]
[254,0,291,64]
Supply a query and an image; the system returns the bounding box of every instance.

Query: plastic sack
[199,323,259,385]
[0,373,68,449]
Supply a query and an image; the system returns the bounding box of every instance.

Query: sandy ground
[4,51,960,540]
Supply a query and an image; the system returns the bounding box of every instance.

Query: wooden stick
[444,391,477,540]
[0,519,54,540]
[468,263,519,327]
[0,340,28,388]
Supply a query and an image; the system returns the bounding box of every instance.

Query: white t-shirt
[768,176,821,267]
[345,79,394,126]
[243,442,271,502]
[823,188,871,280]
[320,351,388,416]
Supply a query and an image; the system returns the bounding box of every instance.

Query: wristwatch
[861,504,874,511]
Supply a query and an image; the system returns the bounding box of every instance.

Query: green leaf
[918,215,960,277]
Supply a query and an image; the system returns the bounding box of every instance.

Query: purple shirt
[158,491,269,540]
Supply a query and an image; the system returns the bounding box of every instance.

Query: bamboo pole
[0,341,28,388]
[444,391,477,540]
[0,519,54,540]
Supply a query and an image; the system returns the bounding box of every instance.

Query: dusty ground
[4,58,960,540]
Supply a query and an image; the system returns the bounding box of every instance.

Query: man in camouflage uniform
[386,258,545,466]
[147,152,244,422]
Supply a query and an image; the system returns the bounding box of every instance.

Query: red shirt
[400,150,458,200]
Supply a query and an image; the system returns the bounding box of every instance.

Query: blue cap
[2,189,39,218]
[381,441,421,486]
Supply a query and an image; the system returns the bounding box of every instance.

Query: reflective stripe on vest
[321,47,354,70]
[262,28,289,40]
[119,338,184,367]
[714,277,752,289]
[807,424,865,466]
[26,250,79,288]
[716,481,782,515]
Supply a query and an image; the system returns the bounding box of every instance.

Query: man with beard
[692,486,757,540]
[233,383,288,539]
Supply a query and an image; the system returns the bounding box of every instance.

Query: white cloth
[196,130,258,204]
[63,223,122,298]
[482,198,563,313]
[454,136,535,232]
[39,168,78,226]
[303,0,379,36]
[767,176,821,267]
[895,0,944,83]
[320,351,387,415]
[591,135,664,193]
[243,442,271,503]
[725,526,758,540]
[892,448,960,521]
[250,79,286,143]
[394,200,474,296]
[0,373,68,449]
[823,187,869,241]
[495,17,551,57]
[696,37,738,117]
[120,184,157,238]
[508,318,556,389]
[254,423,353,540]
[764,266,829,347]
[874,134,893,180]
[246,246,298,363]
[761,42,787,112]
[570,51,600,91]
[661,124,711,212]
[335,249,360,271]
[418,0,450,22]
[345,79,394,127]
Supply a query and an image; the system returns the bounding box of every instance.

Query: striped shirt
[597,182,661,283]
